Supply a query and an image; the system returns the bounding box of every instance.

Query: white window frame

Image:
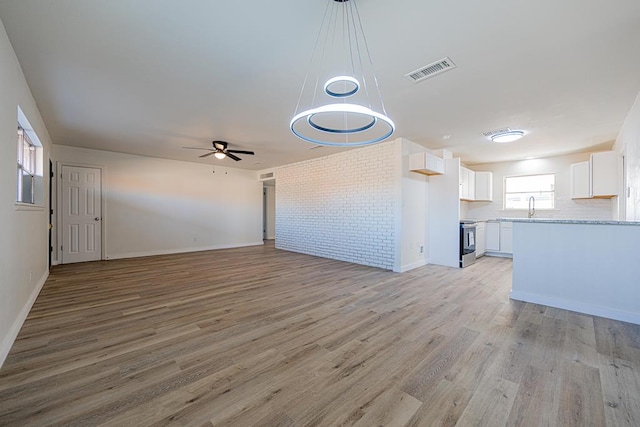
[504,173,555,210]
[17,126,37,204]
[15,106,44,209]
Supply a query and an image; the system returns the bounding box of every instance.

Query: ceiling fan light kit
[183,140,254,161]
[290,0,395,147]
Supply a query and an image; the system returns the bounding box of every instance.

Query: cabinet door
[475,222,486,255]
[475,172,493,201]
[459,167,475,200]
[591,151,618,197]
[468,169,475,201]
[499,222,513,254]
[486,222,500,251]
[570,161,591,199]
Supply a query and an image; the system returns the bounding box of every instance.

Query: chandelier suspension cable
[290,0,395,146]
[350,0,388,115]
[292,0,334,116]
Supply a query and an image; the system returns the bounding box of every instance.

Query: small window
[504,174,555,210]
[16,106,44,205]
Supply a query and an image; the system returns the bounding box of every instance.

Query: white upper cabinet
[474,171,493,201]
[459,166,475,201]
[409,152,444,176]
[570,151,618,199]
[570,161,591,199]
[590,151,618,197]
[460,168,492,202]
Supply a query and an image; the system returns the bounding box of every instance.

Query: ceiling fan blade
[226,153,242,161]
[227,150,254,155]
[183,147,214,151]
[199,151,216,158]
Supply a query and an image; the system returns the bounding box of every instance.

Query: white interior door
[61,165,102,263]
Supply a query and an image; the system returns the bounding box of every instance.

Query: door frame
[56,162,106,263]
[49,160,53,269]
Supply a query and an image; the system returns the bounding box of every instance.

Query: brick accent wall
[275,141,399,270]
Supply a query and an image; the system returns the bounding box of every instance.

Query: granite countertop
[495,217,640,226]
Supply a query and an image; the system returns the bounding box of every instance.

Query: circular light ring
[323,76,360,98]
[307,113,376,134]
[491,130,525,143]
[290,103,395,146]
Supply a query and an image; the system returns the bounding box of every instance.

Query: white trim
[484,251,513,259]
[510,290,640,326]
[105,241,265,260]
[396,258,429,273]
[57,162,106,263]
[15,203,46,211]
[0,270,49,368]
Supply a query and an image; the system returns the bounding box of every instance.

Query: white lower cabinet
[499,222,513,254]
[486,221,500,251]
[475,221,486,257]
[485,221,512,256]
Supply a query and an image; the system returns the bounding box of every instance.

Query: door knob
[94,217,100,221]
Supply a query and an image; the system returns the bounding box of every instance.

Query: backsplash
[462,196,613,221]
[460,153,615,221]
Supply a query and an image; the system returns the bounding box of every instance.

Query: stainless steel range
[459,221,476,268]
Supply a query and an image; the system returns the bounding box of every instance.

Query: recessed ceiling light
[491,130,525,143]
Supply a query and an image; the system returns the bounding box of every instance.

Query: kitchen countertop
[495,217,640,226]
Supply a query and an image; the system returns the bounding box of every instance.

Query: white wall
[264,184,275,240]
[614,90,640,220]
[276,140,401,271]
[0,18,52,366]
[52,145,263,260]
[462,153,614,221]
[428,158,462,268]
[400,139,429,271]
[512,222,640,325]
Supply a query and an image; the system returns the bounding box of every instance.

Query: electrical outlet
[419,245,424,254]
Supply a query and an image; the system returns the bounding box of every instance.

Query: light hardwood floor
[1,242,639,426]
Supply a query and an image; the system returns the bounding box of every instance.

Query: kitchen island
[508,218,640,325]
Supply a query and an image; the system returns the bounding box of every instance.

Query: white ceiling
[1,0,640,170]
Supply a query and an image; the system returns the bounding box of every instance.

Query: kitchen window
[504,173,555,210]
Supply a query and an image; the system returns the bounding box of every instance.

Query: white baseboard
[105,241,265,260]
[510,290,640,326]
[396,259,429,273]
[0,270,49,368]
[484,251,513,259]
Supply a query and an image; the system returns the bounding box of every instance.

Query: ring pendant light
[290,0,395,146]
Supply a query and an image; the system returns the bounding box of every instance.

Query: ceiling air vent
[405,57,456,83]
[481,127,512,138]
[259,172,274,180]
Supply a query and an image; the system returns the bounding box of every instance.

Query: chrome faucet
[528,196,535,218]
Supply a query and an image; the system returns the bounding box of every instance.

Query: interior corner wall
[275,140,401,270]
[52,145,264,261]
[0,18,52,366]
[615,90,640,220]
[399,139,429,272]
[263,184,276,240]
[428,158,461,268]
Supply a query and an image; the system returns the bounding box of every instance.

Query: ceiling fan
[183,140,255,161]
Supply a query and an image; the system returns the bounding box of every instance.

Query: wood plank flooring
[1,242,639,426]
